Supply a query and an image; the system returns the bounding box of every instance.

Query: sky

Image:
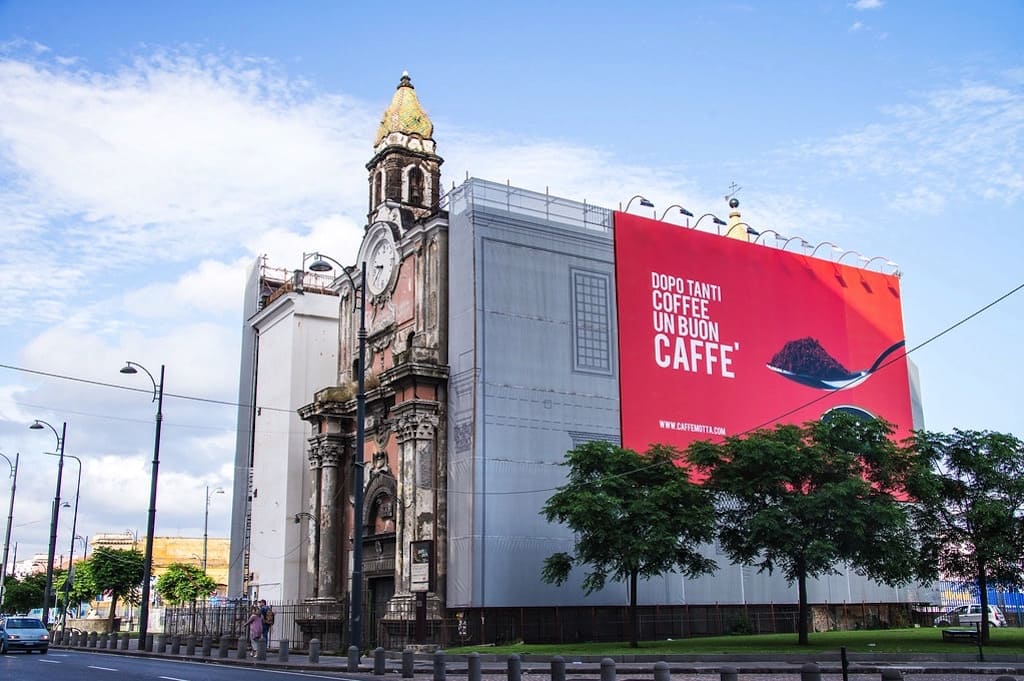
[0,1,1021,567]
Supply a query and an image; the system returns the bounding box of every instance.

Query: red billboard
[613,211,913,454]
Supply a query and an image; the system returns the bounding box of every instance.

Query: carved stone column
[316,438,344,599]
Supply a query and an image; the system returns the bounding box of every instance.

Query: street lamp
[658,205,694,222]
[29,419,66,628]
[203,486,223,572]
[0,451,18,608]
[305,252,366,651]
[294,512,320,598]
[692,213,727,231]
[47,452,81,636]
[622,195,654,212]
[119,360,165,644]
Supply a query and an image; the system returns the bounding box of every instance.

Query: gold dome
[374,71,434,145]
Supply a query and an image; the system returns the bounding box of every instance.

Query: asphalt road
[0,648,357,681]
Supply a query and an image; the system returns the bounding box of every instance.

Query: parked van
[934,604,1006,628]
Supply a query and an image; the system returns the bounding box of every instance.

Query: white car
[934,604,1006,628]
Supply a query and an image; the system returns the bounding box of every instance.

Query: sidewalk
[52,637,1024,678]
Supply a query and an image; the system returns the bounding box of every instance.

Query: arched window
[408,166,424,206]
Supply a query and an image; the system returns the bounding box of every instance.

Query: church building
[229,73,929,649]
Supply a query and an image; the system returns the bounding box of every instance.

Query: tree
[688,413,925,645]
[541,440,717,647]
[55,559,97,615]
[154,563,217,606]
[89,547,145,625]
[1,572,47,614]
[907,429,1024,644]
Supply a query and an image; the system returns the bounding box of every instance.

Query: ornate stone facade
[299,73,449,638]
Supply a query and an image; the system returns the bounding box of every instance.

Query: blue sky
[0,1,1021,562]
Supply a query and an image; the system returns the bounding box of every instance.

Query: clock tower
[300,71,449,645]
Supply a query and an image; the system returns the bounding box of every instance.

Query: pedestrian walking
[245,605,263,656]
[259,599,274,643]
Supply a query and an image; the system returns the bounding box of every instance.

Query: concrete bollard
[507,654,522,681]
[720,666,739,681]
[156,633,167,654]
[108,633,117,649]
[881,671,902,681]
[374,646,387,675]
[349,644,361,672]
[278,638,289,662]
[120,633,130,650]
[308,638,321,664]
[257,638,267,661]
[186,634,196,656]
[87,632,97,648]
[469,651,482,681]
[551,656,566,681]
[145,633,154,652]
[600,657,616,681]
[170,634,181,655]
[801,662,822,681]
[201,635,212,657]
[236,636,248,660]
[403,649,416,678]
[433,649,447,681]
[69,630,79,647]
[654,661,671,681]
[99,632,108,648]
[218,635,230,658]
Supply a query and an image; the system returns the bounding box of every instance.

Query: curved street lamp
[753,229,785,245]
[722,221,760,238]
[46,452,81,637]
[837,249,867,265]
[622,195,654,212]
[811,241,843,259]
[0,451,17,608]
[304,252,367,651]
[658,205,694,222]
[203,486,224,572]
[692,213,727,231]
[119,361,165,645]
[29,418,67,628]
[781,236,811,252]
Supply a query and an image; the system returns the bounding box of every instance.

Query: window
[572,269,612,374]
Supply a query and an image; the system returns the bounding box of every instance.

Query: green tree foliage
[55,559,97,614]
[541,441,716,648]
[907,429,1024,643]
[154,563,217,606]
[1,571,47,614]
[688,413,924,645]
[89,547,145,624]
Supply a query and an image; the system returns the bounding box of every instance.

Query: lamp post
[119,361,165,644]
[658,205,694,224]
[306,252,366,651]
[47,453,81,636]
[692,213,727,231]
[30,419,66,628]
[622,195,654,212]
[203,486,223,572]
[0,451,17,608]
[293,512,320,598]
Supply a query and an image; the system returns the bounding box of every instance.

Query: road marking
[38,659,61,664]
[158,677,191,681]
[89,665,119,671]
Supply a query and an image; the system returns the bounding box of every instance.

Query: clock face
[367,233,397,295]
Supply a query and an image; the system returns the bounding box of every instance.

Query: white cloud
[851,0,884,9]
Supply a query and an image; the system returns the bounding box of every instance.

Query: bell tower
[367,71,444,223]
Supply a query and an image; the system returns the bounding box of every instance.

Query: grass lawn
[447,627,1024,656]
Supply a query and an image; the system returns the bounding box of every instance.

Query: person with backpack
[258,599,274,643]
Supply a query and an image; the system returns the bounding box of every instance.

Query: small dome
[374,72,434,145]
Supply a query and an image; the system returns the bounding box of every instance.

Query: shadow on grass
[447,627,1024,656]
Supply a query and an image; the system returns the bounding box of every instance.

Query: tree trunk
[977,556,990,644]
[107,594,120,625]
[629,570,639,648]
[797,570,809,645]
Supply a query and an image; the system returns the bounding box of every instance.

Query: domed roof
[374,71,434,145]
